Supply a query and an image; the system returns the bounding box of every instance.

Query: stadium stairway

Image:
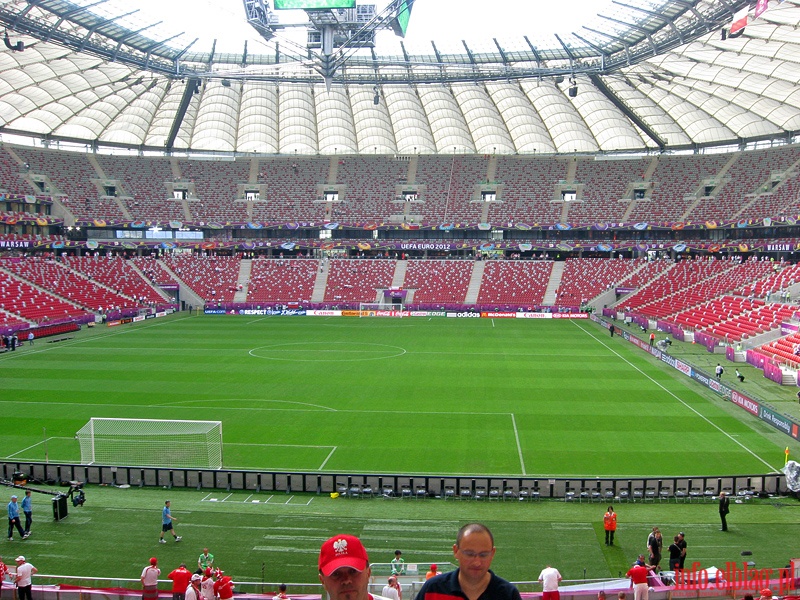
[391,260,407,288]
[311,260,330,303]
[234,259,252,302]
[464,261,484,304]
[543,261,564,305]
[158,260,203,308]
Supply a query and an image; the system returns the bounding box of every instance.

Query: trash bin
[52,494,68,521]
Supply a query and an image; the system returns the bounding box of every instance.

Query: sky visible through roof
[91,0,626,56]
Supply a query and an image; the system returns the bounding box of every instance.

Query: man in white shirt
[538,564,562,600]
[185,574,202,600]
[14,556,37,600]
[382,576,400,600]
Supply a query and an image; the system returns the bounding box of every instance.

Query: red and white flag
[730,6,749,34]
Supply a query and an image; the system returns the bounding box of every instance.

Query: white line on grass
[5,437,57,459]
[0,314,192,362]
[575,321,780,472]
[511,414,526,475]
[319,447,337,470]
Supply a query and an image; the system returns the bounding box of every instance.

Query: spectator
[538,564,562,600]
[141,557,160,600]
[425,564,440,580]
[200,569,215,600]
[626,561,650,600]
[318,534,372,600]
[274,584,289,600]
[213,570,234,600]
[382,577,400,600]
[391,550,406,576]
[185,575,202,600]
[13,556,36,600]
[168,563,193,600]
[415,523,521,600]
[667,535,682,572]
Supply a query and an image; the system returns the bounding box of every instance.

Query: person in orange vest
[603,506,617,546]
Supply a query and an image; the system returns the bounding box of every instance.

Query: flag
[731,6,749,34]
[785,446,790,465]
[755,0,769,19]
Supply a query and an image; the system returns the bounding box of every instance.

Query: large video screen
[274,0,356,9]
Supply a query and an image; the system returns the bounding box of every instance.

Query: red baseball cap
[150,558,158,565]
[318,534,369,576]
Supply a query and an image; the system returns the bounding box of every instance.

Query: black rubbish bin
[52,494,68,521]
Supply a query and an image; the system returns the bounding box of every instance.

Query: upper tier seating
[95,155,185,222]
[627,154,729,222]
[334,156,407,222]
[567,159,645,224]
[3,144,800,224]
[476,261,553,306]
[247,258,319,303]
[691,146,800,222]
[492,156,565,224]
[251,157,329,222]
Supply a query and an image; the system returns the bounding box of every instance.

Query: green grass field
[1,314,793,476]
[2,314,800,587]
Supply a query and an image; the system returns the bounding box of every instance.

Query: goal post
[76,418,223,469]
[358,302,405,317]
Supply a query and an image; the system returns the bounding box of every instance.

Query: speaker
[568,86,578,98]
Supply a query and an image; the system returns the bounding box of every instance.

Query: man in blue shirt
[415,523,521,600]
[21,490,32,538]
[7,495,25,541]
[159,500,182,544]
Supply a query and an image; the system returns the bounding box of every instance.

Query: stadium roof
[0,0,799,155]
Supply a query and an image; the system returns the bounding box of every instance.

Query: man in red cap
[213,570,235,600]
[425,564,439,580]
[200,568,215,600]
[318,534,372,600]
[141,558,160,600]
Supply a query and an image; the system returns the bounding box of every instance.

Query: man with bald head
[415,523,521,600]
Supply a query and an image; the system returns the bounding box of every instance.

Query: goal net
[76,418,223,469]
[358,303,405,317]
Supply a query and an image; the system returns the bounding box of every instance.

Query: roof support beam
[589,73,666,150]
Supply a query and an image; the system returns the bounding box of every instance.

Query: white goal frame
[358,302,405,317]
[76,418,223,469]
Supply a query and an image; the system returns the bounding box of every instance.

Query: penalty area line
[319,447,337,470]
[511,414,526,475]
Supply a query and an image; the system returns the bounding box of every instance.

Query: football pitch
[0,313,788,478]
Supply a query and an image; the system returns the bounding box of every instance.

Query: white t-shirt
[538,567,562,592]
[15,563,36,587]
[141,566,160,587]
[201,577,216,600]
[381,585,400,600]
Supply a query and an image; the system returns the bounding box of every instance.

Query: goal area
[76,418,223,469]
[358,303,405,317]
